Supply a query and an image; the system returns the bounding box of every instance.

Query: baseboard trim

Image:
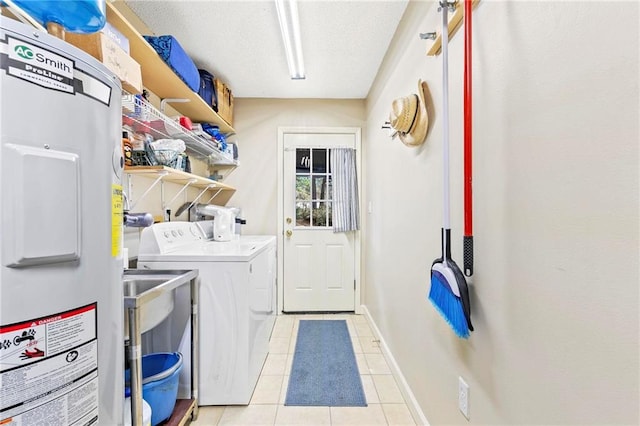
[361,305,430,426]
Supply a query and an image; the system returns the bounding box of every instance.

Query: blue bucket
[125,352,183,426]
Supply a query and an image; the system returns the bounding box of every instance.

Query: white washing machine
[137,222,276,405]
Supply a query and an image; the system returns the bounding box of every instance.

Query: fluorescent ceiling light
[275,0,305,80]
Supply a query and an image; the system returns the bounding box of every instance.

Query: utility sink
[123,269,198,340]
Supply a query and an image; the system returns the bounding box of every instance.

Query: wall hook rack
[424,0,479,56]
[381,121,398,138]
[438,0,457,13]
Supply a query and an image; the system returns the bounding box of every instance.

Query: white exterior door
[280,129,360,312]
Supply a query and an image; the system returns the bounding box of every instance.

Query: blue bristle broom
[428,1,473,339]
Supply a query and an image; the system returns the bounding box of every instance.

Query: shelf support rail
[130,171,168,210]
[163,178,197,211]
[205,188,223,204]
[176,184,217,218]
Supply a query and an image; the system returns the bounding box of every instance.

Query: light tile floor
[191,314,416,426]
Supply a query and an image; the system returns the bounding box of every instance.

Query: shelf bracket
[160,98,190,114]
[175,184,217,218]
[130,171,168,210]
[205,188,223,204]
[192,184,217,205]
[164,178,197,210]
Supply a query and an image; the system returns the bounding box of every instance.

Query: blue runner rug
[285,320,367,407]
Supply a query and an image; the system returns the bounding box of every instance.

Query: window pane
[312,149,327,173]
[327,202,332,227]
[296,202,311,226]
[312,202,329,227]
[312,176,329,201]
[327,150,331,173]
[296,176,311,201]
[297,149,310,173]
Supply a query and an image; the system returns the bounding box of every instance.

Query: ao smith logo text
[14,44,72,74]
[5,36,77,94]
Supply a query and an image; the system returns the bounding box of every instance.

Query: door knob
[285,230,292,238]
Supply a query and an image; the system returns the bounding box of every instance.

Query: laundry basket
[125,352,183,426]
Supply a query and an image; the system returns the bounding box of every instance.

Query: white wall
[223,98,365,235]
[364,1,639,424]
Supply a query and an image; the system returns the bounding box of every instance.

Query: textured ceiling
[124,0,409,99]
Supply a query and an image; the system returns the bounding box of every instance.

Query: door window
[295,148,332,227]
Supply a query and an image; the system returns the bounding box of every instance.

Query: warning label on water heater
[0,304,99,425]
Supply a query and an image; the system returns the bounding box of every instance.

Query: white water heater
[0,17,125,425]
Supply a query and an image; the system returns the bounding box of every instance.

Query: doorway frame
[277,126,362,314]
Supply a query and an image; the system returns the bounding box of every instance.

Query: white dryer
[137,222,276,405]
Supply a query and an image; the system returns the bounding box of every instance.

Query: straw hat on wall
[389,80,430,146]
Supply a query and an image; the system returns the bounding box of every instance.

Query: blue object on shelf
[5,0,106,33]
[143,35,200,92]
[197,69,218,111]
[125,352,184,426]
[201,123,227,150]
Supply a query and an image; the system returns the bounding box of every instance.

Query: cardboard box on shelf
[102,21,130,54]
[214,78,234,127]
[66,32,142,94]
[223,84,234,127]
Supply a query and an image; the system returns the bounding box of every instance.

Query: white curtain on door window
[331,148,359,232]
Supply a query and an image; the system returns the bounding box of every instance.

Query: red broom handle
[463,0,473,237]
[462,0,474,277]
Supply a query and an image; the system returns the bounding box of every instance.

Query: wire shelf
[122,95,237,166]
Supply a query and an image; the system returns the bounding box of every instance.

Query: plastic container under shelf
[124,395,152,426]
[125,352,183,426]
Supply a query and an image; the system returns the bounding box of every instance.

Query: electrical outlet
[459,376,469,420]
